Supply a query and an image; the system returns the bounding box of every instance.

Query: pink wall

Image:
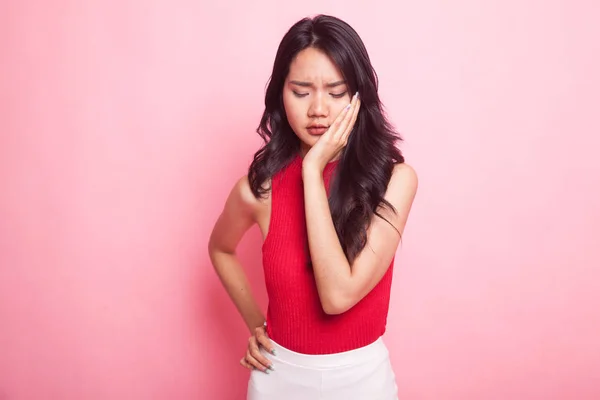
[1,1,599,399]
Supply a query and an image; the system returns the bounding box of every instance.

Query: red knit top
[262,154,395,355]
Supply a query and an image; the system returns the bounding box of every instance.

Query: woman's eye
[293,91,309,98]
[331,92,348,98]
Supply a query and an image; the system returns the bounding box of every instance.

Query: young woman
[208,14,418,400]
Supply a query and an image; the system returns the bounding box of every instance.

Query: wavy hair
[248,14,404,264]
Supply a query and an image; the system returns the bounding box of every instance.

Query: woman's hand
[302,92,361,172]
[240,324,276,374]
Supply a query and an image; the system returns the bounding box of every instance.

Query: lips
[307,125,328,135]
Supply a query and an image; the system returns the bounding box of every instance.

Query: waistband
[268,336,388,369]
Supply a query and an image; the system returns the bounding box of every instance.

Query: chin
[303,137,319,147]
[295,133,315,145]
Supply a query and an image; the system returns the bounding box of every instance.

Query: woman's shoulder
[387,162,418,198]
[230,175,271,216]
[392,161,417,180]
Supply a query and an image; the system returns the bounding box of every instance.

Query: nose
[307,92,328,118]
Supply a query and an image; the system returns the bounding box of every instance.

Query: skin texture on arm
[208,175,266,332]
[208,176,276,372]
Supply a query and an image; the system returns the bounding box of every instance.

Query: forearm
[209,250,265,332]
[302,167,353,311]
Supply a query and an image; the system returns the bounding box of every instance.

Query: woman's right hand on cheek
[240,324,276,374]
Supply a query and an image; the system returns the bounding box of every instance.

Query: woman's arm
[208,175,266,332]
[302,162,418,315]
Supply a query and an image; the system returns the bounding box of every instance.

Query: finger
[240,357,254,370]
[245,350,272,373]
[255,327,276,356]
[342,97,361,141]
[249,335,274,371]
[326,102,353,139]
[334,93,359,140]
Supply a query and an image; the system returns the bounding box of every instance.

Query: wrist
[302,160,324,177]
[248,316,266,333]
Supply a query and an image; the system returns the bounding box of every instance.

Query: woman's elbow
[320,293,354,315]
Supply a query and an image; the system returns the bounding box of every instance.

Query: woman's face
[283,47,352,155]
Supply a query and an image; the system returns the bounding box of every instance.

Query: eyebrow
[289,80,347,88]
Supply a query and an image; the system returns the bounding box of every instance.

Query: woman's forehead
[287,48,344,82]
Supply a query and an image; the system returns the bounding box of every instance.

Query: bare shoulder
[229,175,270,218]
[229,175,257,215]
[388,162,418,198]
[234,175,257,206]
[377,162,418,231]
[209,175,265,253]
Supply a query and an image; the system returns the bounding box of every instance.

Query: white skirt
[247,337,398,400]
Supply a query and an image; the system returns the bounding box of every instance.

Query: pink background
[1,1,599,399]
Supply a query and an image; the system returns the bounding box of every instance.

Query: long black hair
[248,14,404,264]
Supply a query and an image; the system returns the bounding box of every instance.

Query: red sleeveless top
[262,154,395,354]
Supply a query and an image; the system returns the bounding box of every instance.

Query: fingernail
[268,364,275,371]
[345,103,352,110]
[264,368,270,374]
[356,91,360,99]
[271,348,277,355]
